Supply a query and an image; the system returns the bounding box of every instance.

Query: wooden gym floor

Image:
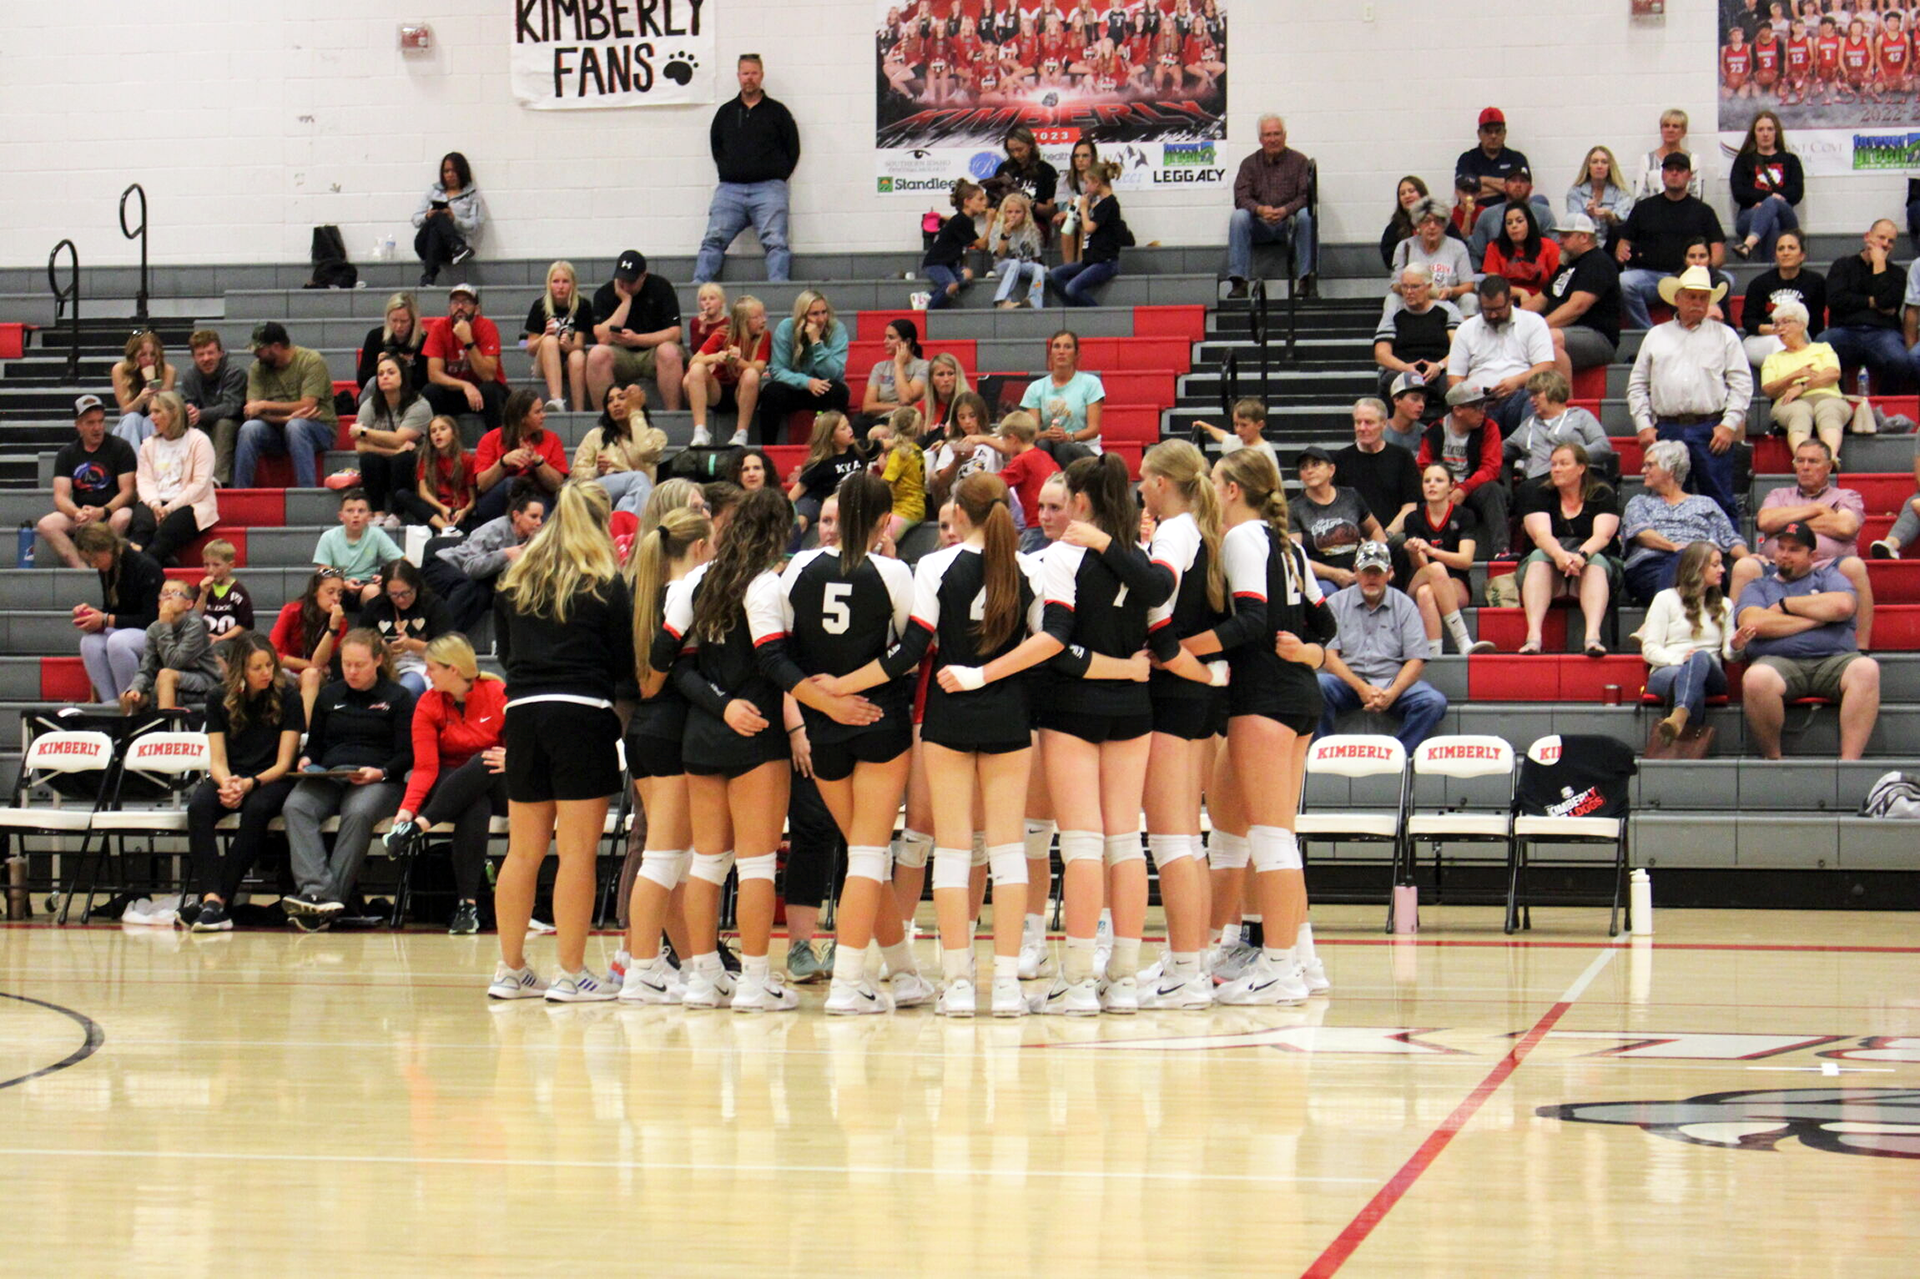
[1,906,1916,1276]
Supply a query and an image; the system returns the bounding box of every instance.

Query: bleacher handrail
[45,238,80,384]
[118,183,149,321]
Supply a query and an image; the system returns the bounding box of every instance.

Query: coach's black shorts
[506,701,622,803]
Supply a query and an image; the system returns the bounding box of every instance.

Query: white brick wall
[0,1,1903,268]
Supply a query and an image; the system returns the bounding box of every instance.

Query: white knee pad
[638,848,691,891]
[1209,830,1250,870]
[689,850,736,885]
[1248,825,1302,873]
[1023,818,1056,863]
[736,852,778,884]
[1104,831,1146,867]
[893,829,933,870]
[970,831,990,867]
[845,844,890,884]
[1057,830,1104,865]
[931,846,973,891]
[988,843,1028,886]
[1147,833,1194,867]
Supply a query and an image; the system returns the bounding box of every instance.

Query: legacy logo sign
[512,0,716,110]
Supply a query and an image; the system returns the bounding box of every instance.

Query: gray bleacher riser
[2,613,85,651]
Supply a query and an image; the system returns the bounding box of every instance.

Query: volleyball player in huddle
[1016,472,1072,979]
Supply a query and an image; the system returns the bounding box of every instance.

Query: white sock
[1296,921,1318,964]
[831,944,865,985]
[744,954,770,982]
[1063,936,1096,983]
[941,948,973,983]
[1214,925,1239,948]
[1442,609,1474,653]
[880,940,918,976]
[1262,945,1291,969]
[992,954,1020,982]
[1109,937,1141,982]
[1168,950,1200,979]
[1024,912,1045,940]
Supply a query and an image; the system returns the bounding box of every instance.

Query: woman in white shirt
[1634,540,1753,744]
[1633,108,1705,200]
[128,391,218,566]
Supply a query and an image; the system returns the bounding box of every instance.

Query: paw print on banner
[662,52,699,86]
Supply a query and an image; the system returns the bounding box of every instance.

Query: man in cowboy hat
[1626,263,1751,521]
[1612,150,1727,329]
[1825,218,1920,393]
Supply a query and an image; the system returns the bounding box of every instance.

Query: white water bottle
[1629,868,1653,936]
[383,234,397,262]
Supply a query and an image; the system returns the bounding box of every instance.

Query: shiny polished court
[2,907,1915,1276]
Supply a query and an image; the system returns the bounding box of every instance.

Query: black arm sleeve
[671,651,733,719]
[877,619,935,681]
[1048,642,1094,679]
[1207,596,1268,655]
[1101,539,1175,608]
[752,635,811,695]
[1147,623,1183,664]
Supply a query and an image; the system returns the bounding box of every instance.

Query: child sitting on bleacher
[121,579,222,717]
[313,487,403,608]
[400,416,476,533]
[872,406,928,541]
[194,539,254,639]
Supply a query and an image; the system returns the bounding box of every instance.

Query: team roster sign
[512,0,718,109]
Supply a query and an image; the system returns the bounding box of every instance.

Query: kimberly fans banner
[512,0,717,109]
[1715,8,1920,173]
[875,0,1229,195]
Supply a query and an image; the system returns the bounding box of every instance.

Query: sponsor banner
[512,0,717,109]
[1714,12,1920,173]
[875,1,1228,188]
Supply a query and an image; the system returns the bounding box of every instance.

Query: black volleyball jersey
[887,542,1047,746]
[630,580,690,744]
[1040,535,1174,717]
[1145,512,1227,702]
[656,561,788,766]
[750,549,915,743]
[1215,520,1332,715]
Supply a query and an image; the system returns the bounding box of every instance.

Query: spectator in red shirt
[473,390,566,524]
[994,411,1061,530]
[422,283,510,430]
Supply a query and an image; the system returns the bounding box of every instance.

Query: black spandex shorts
[920,731,1031,756]
[625,732,683,781]
[1151,693,1216,741]
[807,725,913,782]
[1038,708,1154,744]
[505,701,622,803]
[1229,708,1318,737]
[684,756,786,781]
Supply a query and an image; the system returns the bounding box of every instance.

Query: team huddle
[1723,13,1918,105]
[490,436,1337,1017]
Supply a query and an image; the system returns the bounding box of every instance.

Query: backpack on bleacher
[666,445,743,483]
[1858,771,1920,819]
[305,225,358,290]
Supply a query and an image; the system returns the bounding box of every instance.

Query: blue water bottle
[16,522,33,569]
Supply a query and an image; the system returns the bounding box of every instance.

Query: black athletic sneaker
[448,901,480,935]
[176,897,202,928]
[289,912,331,933]
[192,900,232,932]
[717,942,741,975]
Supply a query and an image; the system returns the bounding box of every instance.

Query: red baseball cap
[1478,107,1506,127]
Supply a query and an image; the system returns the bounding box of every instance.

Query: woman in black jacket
[1730,110,1804,260]
[71,521,164,703]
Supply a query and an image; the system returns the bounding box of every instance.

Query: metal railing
[1247,276,1271,397]
[119,183,149,320]
[46,239,80,383]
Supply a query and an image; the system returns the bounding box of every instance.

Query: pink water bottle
[1392,883,1418,933]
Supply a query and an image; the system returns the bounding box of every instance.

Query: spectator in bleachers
[1316,542,1448,750]
[1419,383,1511,555]
[760,290,851,442]
[695,54,799,284]
[923,179,989,309]
[1506,370,1611,481]
[1614,153,1727,331]
[1621,440,1750,603]
[1388,199,1476,316]
[1635,540,1742,746]
[858,318,929,429]
[40,395,135,569]
[1373,264,1461,401]
[1194,396,1280,468]
[787,411,870,541]
[1384,374,1428,451]
[473,391,566,525]
[1759,299,1850,458]
[687,282,729,357]
[990,191,1048,308]
[395,416,476,533]
[1627,265,1751,522]
[921,352,972,435]
[1632,109,1706,201]
[109,330,176,447]
[686,295,771,449]
[361,560,452,698]
[194,539,252,639]
[1054,139,1101,265]
[1729,111,1802,260]
[280,629,414,926]
[925,390,998,510]
[520,261,593,413]
[427,483,546,633]
[1334,397,1420,537]
[876,407,929,541]
[1736,437,1875,649]
[1515,442,1622,656]
[119,578,220,717]
[1736,520,1880,760]
[179,331,247,487]
[272,568,349,723]
[587,252,685,414]
[1051,160,1129,307]
[354,293,429,396]
[387,633,509,936]
[412,152,482,286]
[1482,199,1562,302]
[1446,275,1556,432]
[126,392,217,567]
[1379,175,1435,270]
[313,488,402,609]
[1295,445,1382,594]
[350,353,430,528]
[1455,107,1529,209]
[1820,219,1917,393]
[71,522,163,703]
[181,633,304,932]
[1467,169,1554,273]
[1741,229,1824,368]
[234,323,336,491]
[422,285,509,432]
[1226,114,1315,299]
[992,125,1061,240]
[728,447,776,494]
[1526,213,1620,377]
[1405,462,1498,656]
[1565,147,1634,245]
[574,385,666,514]
[1020,329,1106,457]
[996,411,1060,532]
[1869,431,1920,560]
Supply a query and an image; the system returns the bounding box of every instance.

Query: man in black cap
[421,284,509,433]
[38,394,136,568]
[694,54,800,284]
[589,250,684,411]
[1614,151,1728,328]
[1734,520,1880,760]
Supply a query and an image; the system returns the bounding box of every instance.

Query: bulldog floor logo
[1541,1088,1920,1160]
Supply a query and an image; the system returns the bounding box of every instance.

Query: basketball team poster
[1716,2,1920,172]
[874,1,1230,195]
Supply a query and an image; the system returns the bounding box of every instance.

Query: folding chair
[1508,735,1635,937]
[86,731,210,917]
[0,730,119,924]
[1406,735,1516,909]
[1294,734,1410,932]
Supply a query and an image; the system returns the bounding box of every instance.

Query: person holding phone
[412,151,483,286]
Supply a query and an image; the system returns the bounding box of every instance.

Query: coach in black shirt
[694,53,801,285]
[1614,152,1727,329]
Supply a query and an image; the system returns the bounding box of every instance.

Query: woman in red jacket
[386,632,509,934]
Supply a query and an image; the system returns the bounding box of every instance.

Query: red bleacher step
[40,657,93,701]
